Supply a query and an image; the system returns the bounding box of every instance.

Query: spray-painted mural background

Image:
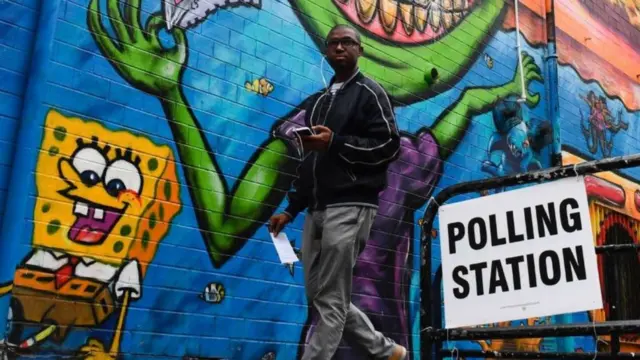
[0,0,634,358]
[555,0,640,353]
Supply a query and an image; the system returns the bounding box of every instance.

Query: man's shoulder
[355,75,390,98]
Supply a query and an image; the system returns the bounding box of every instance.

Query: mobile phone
[293,127,314,136]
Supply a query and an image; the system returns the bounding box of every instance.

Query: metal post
[611,332,620,356]
[420,153,640,357]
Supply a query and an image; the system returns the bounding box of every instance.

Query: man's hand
[301,125,333,151]
[269,213,292,235]
[88,0,186,98]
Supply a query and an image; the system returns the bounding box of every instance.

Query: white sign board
[439,177,602,329]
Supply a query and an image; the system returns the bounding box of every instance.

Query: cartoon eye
[72,148,107,187]
[104,160,142,197]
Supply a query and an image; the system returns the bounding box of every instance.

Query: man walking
[269,24,406,360]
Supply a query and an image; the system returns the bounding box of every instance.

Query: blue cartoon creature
[481,99,552,187]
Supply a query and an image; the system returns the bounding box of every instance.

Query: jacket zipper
[311,70,359,210]
[312,94,335,209]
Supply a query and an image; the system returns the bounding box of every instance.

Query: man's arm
[283,184,309,220]
[328,82,400,166]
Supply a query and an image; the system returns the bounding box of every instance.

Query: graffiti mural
[562,149,640,352]
[552,0,640,354]
[481,98,552,188]
[603,0,640,27]
[84,0,546,358]
[579,91,628,157]
[1,109,182,357]
[0,0,555,358]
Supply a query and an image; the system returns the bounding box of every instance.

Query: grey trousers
[301,206,396,360]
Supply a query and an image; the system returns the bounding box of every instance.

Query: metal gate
[420,154,640,359]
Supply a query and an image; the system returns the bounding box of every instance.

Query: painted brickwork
[0,0,40,229]
[555,0,640,354]
[2,0,637,359]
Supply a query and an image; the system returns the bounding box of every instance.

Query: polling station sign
[439,177,603,328]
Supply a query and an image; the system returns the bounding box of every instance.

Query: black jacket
[283,70,400,218]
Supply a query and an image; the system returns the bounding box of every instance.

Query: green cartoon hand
[510,52,543,108]
[88,0,186,97]
[431,53,544,159]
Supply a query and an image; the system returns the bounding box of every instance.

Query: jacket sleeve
[283,152,312,219]
[328,82,400,166]
[283,185,309,219]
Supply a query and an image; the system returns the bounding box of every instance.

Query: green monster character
[87,0,543,358]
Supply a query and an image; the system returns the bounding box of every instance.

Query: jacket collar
[327,68,362,92]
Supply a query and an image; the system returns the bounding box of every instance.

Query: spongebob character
[0,110,181,358]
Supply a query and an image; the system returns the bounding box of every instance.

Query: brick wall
[2,0,618,358]
[0,0,40,226]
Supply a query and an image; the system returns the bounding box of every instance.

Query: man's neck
[334,66,358,83]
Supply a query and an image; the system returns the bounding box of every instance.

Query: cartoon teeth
[415,0,430,31]
[69,201,123,245]
[399,3,415,34]
[379,0,399,33]
[94,208,104,220]
[429,2,442,31]
[346,0,473,35]
[356,0,377,23]
[73,202,89,216]
[73,202,106,221]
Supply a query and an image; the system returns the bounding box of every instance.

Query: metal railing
[420,153,640,359]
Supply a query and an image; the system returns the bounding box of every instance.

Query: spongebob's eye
[104,160,142,197]
[72,148,107,187]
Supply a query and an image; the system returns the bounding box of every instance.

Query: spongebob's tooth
[74,202,89,216]
[94,208,104,220]
[414,1,430,32]
[356,0,377,23]
[399,3,414,35]
[379,0,399,34]
[429,2,442,31]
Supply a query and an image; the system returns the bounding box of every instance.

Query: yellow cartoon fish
[245,78,274,96]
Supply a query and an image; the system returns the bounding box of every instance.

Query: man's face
[325,28,362,73]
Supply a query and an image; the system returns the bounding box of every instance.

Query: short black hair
[327,24,361,44]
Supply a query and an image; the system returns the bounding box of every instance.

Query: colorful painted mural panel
[11,0,633,358]
[2,109,182,358]
[562,149,640,352]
